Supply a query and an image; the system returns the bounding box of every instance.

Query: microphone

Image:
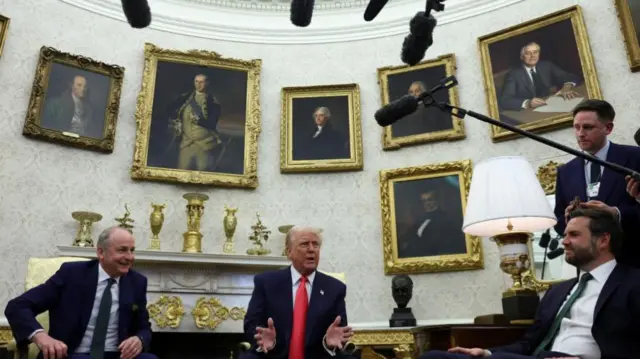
[548,238,559,251]
[547,248,565,260]
[400,0,444,66]
[290,0,315,27]
[364,0,389,21]
[538,230,551,248]
[121,0,151,28]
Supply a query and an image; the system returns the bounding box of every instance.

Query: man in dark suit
[499,42,581,111]
[294,106,350,161]
[554,99,640,268]
[241,226,354,359]
[420,208,640,359]
[4,227,156,359]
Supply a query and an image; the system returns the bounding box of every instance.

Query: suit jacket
[4,260,152,356]
[554,142,640,267]
[397,211,467,258]
[41,92,101,138]
[294,124,350,161]
[499,60,581,111]
[489,264,640,358]
[167,90,222,134]
[242,267,349,359]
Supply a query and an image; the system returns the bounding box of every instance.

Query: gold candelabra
[247,213,271,256]
[149,203,166,250]
[223,205,238,254]
[182,193,209,253]
[72,211,102,247]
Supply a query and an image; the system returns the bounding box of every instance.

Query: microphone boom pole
[415,75,640,181]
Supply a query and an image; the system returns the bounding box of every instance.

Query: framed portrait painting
[478,5,602,142]
[0,15,9,58]
[614,0,640,72]
[377,54,465,150]
[22,46,125,153]
[280,84,363,173]
[379,160,483,275]
[131,43,262,189]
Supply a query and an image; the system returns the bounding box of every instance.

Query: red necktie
[289,276,308,359]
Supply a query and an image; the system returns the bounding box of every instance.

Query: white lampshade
[462,156,557,237]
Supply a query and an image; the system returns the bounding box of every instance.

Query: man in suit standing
[419,208,640,359]
[242,225,354,359]
[554,99,640,268]
[4,227,156,359]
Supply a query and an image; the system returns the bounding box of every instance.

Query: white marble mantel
[57,245,291,334]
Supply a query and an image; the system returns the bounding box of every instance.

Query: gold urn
[72,211,103,247]
[182,193,209,253]
[223,205,238,253]
[149,203,166,250]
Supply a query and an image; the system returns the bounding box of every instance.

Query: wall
[0,0,638,323]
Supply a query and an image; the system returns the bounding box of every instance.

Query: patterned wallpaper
[0,0,638,323]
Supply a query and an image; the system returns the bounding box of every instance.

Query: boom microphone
[400,0,444,66]
[121,0,151,29]
[547,248,565,260]
[364,0,389,21]
[538,229,551,248]
[290,0,315,27]
[548,238,559,251]
[374,95,419,126]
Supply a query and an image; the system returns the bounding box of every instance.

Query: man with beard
[419,208,640,359]
[4,227,156,359]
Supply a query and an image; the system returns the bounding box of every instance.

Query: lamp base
[501,289,539,322]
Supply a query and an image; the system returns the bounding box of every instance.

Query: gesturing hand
[119,335,143,359]
[255,318,276,352]
[448,347,489,357]
[626,175,639,199]
[32,332,67,359]
[324,316,354,350]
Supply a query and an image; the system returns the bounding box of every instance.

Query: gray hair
[97,226,121,249]
[410,81,426,92]
[285,225,324,250]
[313,107,331,120]
[520,42,540,58]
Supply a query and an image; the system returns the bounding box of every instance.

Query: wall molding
[60,0,524,44]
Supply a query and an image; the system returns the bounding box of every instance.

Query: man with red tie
[241,226,354,359]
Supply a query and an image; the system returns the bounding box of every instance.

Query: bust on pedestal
[389,274,417,327]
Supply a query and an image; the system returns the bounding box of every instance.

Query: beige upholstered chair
[6,257,91,359]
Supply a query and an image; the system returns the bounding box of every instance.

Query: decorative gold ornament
[493,231,536,297]
[147,295,185,329]
[278,224,294,256]
[191,297,246,330]
[148,203,166,250]
[247,213,271,256]
[115,204,135,233]
[223,205,238,254]
[183,193,209,253]
[536,160,562,195]
[72,211,102,247]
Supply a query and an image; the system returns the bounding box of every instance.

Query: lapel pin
[320,290,324,295]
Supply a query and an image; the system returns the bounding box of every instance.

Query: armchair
[6,257,91,359]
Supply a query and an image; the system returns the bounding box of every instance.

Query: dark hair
[572,99,616,123]
[568,207,623,256]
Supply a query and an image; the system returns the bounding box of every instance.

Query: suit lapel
[594,265,624,320]
[569,159,588,201]
[79,261,99,334]
[549,279,577,318]
[305,273,323,346]
[597,143,624,202]
[118,274,134,343]
[282,268,294,344]
[518,68,535,96]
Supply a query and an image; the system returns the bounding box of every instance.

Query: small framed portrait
[379,160,483,275]
[478,5,602,142]
[22,46,125,153]
[131,43,262,188]
[614,0,640,72]
[377,54,465,150]
[280,84,363,173]
[0,14,9,58]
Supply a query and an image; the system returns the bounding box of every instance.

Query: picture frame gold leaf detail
[614,0,640,72]
[0,15,10,58]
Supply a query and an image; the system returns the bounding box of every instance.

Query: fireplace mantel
[56,245,290,334]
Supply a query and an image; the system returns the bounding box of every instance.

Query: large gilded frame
[131,43,262,188]
[280,83,363,173]
[478,6,602,142]
[379,160,483,275]
[0,15,9,58]
[522,160,565,292]
[22,46,125,153]
[377,54,465,150]
[614,0,640,72]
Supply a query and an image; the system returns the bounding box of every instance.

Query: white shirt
[312,126,323,138]
[75,264,120,353]
[549,259,617,359]
[291,266,315,305]
[584,140,609,186]
[417,219,431,238]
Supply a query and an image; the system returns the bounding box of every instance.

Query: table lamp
[462,156,557,321]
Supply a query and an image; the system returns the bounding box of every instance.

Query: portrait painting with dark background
[488,19,584,123]
[146,61,248,175]
[392,175,467,259]
[630,0,640,41]
[386,65,452,138]
[291,95,351,161]
[40,62,110,138]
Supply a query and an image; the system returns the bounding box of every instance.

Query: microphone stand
[540,245,548,280]
[417,75,640,181]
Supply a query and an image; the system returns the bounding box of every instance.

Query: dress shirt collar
[290,265,315,286]
[98,263,120,284]
[585,139,610,161]
[580,259,616,284]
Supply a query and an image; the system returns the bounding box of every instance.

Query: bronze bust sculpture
[389,274,417,327]
[634,127,639,146]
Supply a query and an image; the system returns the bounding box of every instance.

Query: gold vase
[183,193,209,253]
[223,205,238,254]
[72,211,103,247]
[149,203,166,250]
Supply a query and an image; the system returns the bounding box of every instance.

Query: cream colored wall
[0,0,637,322]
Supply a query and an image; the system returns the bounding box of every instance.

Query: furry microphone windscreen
[290,0,315,27]
[121,0,151,28]
[400,12,436,66]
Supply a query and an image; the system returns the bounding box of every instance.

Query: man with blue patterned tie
[419,208,640,359]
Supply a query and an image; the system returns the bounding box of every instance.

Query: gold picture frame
[280,83,363,173]
[379,160,483,275]
[377,54,465,150]
[0,15,10,58]
[22,46,125,153]
[478,5,602,142]
[131,43,262,188]
[614,0,640,72]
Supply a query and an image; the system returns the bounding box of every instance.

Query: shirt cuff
[563,82,576,87]
[521,100,529,109]
[614,207,621,223]
[256,339,275,353]
[322,334,337,356]
[484,350,491,356]
[28,329,44,340]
